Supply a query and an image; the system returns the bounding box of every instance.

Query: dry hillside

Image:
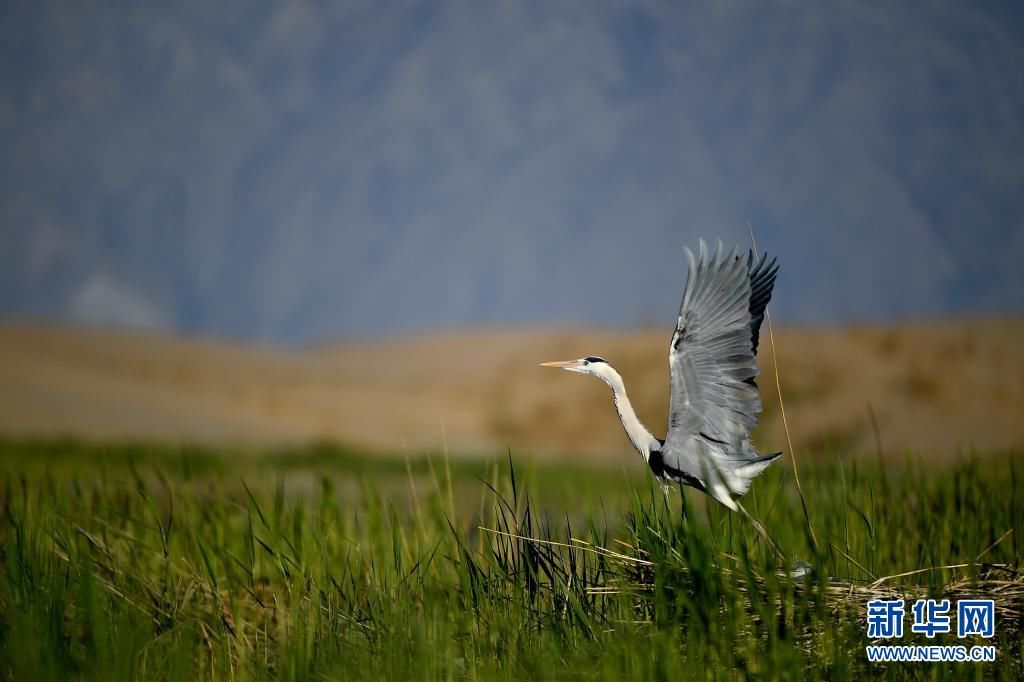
[0,320,1020,461]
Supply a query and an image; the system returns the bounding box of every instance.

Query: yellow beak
[539,360,581,369]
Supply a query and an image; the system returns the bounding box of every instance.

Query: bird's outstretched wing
[663,240,775,453]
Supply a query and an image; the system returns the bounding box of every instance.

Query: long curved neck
[595,365,659,461]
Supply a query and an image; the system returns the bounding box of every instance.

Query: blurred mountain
[1,1,1022,342]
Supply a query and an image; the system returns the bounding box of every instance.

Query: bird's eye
[582,359,591,365]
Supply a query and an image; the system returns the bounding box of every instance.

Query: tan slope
[0,320,1020,460]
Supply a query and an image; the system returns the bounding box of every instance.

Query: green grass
[0,440,1021,680]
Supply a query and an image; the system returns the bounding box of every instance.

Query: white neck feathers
[592,364,659,461]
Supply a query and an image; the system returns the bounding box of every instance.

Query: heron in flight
[542,240,781,511]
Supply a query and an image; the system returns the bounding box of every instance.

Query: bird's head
[539,356,612,378]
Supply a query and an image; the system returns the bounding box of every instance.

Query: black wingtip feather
[747,252,779,356]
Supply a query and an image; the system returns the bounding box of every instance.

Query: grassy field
[1,440,1022,680]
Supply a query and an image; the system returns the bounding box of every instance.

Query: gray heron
[542,239,781,511]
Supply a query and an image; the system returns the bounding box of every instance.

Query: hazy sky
[1,1,1022,342]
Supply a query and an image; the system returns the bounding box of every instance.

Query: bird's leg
[734,500,786,564]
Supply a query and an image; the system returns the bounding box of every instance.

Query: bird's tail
[729,452,783,496]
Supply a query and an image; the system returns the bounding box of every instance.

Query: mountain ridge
[1,1,1022,342]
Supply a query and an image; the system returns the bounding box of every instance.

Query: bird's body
[542,240,781,510]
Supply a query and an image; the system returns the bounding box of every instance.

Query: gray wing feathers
[665,240,765,453]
